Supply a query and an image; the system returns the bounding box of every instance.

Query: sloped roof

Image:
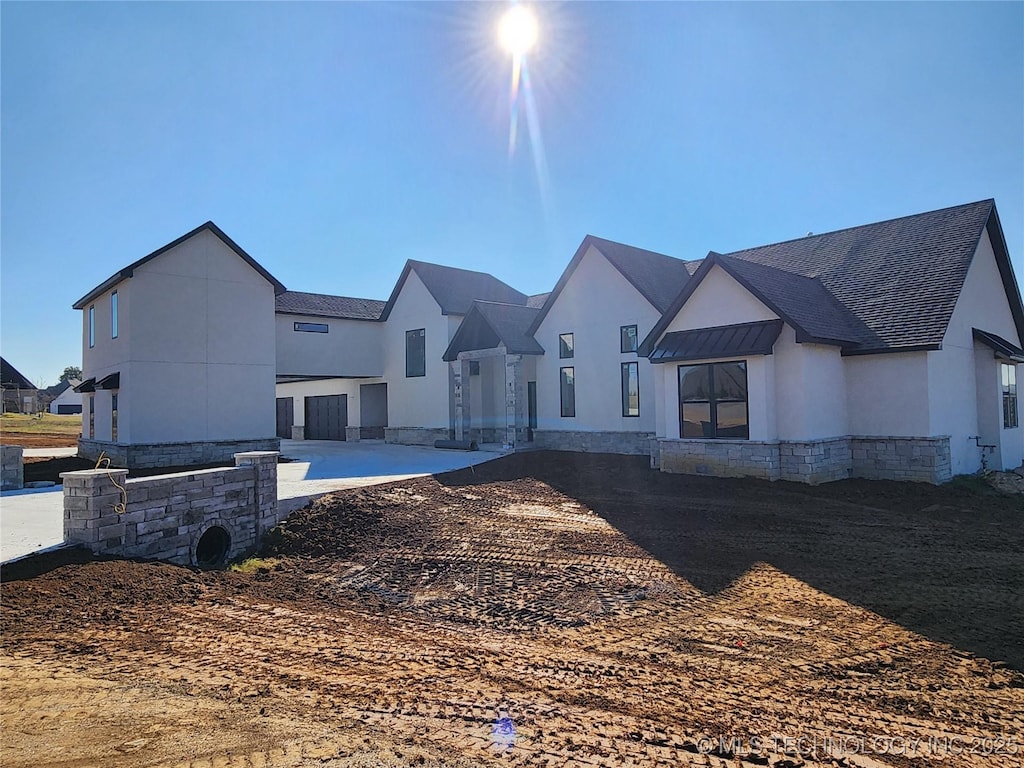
[443,301,544,362]
[527,293,550,308]
[650,320,784,364]
[973,328,1024,362]
[0,358,35,390]
[73,221,286,310]
[276,290,385,321]
[642,200,1023,356]
[528,235,692,335]
[381,260,528,320]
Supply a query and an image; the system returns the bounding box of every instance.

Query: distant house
[1,357,38,414]
[73,222,285,468]
[48,380,83,415]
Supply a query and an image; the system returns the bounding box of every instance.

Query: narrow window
[88,306,95,348]
[88,396,95,439]
[1003,363,1018,429]
[678,361,748,439]
[558,333,574,359]
[294,321,328,333]
[620,325,638,354]
[621,362,639,417]
[111,291,118,339]
[406,329,426,377]
[111,392,118,442]
[560,366,575,417]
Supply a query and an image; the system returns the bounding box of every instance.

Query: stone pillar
[61,468,130,553]
[453,359,472,442]
[235,451,279,536]
[291,425,305,440]
[504,355,526,450]
[345,426,361,442]
[1,445,24,490]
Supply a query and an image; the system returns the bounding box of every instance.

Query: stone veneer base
[658,435,951,484]
[533,430,657,456]
[385,427,453,446]
[78,437,281,470]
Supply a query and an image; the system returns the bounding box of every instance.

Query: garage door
[57,404,83,415]
[275,397,294,439]
[305,394,347,440]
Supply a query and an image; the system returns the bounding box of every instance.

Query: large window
[621,362,639,417]
[88,395,95,439]
[560,366,575,417]
[1003,363,1018,429]
[559,333,574,359]
[620,325,638,353]
[294,322,328,333]
[406,329,426,377]
[678,361,748,439]
[111,292,118,339]
[88,305,95,348]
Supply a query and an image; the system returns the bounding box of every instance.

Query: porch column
[453,358,472,442]
[504,355,526,450]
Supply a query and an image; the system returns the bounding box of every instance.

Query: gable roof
[442,301,544,362]
[380,260,528,320]
[527,292,550,308]
[528,235,692,335]
[72,221,286,310]
[0,357,35,390]
[276,290,385,321]
[641,200,1022,356]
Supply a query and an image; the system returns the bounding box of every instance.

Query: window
[88,396,95,439]
[406,329,426,377]
[1003,363,1018,429]
[559,333,574,359]
[678,361,748,439]
[560,366,575,417]
[111,292,118,339]
[88,305,95,348]
[294,322,328,333]
[111,393,118,442]
[620,325,638,353]
[621,362,639,417]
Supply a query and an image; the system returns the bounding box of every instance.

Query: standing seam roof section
[650,320,784,363]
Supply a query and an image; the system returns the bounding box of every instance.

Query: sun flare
[499,6,538,56]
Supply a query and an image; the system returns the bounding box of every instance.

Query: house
[72,222,285,468]
[48,380,83,414]
[1,357,38,414]
[639,199,1023,483]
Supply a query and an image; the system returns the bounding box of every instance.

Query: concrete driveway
[1,440,506,563]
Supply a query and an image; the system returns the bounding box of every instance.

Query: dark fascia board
[841,343,941,357]
[379,261,429,322]
[984,204,1024,348]
[442,303,488,362]
[74,378,97,393]
[638,253,719,356]
[72,221,287,310]
[276,310,384,323]
[276,375,378,383]
[526,235,678,337]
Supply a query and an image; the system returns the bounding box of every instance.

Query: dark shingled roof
[381,260,527,320]
[1,357,35,390]
[73,221,285,310]
[642,200,1022,356]
[443,301,544,361]
[528,235,692,335]
[527,293,550,308]
[276,291,386,321]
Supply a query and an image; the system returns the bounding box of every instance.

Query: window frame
[406,328,426,378]
[678,360,749,440]
[88,305,95,348]
[88,395,95,439]
[293,321,329,334]
[111,291,118,339]
[620,324,638,354]
[111,392,119,442]
[621,361,640,417]
[558,333,574,359]
[559,366,576,417]
[1002,363,1018,429]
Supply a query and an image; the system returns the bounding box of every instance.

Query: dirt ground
[2,452,1022,767]
[0,414,81,448]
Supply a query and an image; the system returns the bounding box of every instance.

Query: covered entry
[305,394,347,440]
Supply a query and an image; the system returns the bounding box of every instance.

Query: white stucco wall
[275,315,383,378]
[773,326,848,440]
[844,352,930,437]
[533,246,664,433]
[664,265,778,332]
[80,229,278,445]
[931,229,1023,472]
[379,270,455,430]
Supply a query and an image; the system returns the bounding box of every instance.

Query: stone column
[504,355,525,450]
[1,445,24,490]
[61,468,130,553]
[235,451,280,535]
[452,359,472,442]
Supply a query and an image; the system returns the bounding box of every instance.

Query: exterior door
[275,397,294,440]
[527,381,537,441]
[304,394,347,440]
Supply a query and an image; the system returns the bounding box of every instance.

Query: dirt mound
[259,492,389,557]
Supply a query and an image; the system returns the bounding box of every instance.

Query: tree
[59,365,82,384]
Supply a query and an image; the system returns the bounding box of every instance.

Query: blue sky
[2,1,1022,387]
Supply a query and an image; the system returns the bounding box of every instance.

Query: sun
[499,6,538,56]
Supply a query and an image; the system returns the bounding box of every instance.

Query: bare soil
[2,452,1022,767]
